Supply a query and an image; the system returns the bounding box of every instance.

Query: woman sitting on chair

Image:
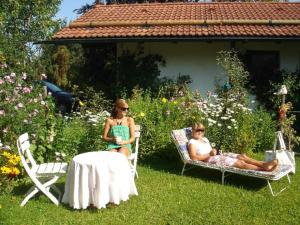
[188,122,278,171]
[103,99,135,157]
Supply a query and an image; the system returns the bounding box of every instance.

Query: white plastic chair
[17,133,68,206]
[128,125,141,178]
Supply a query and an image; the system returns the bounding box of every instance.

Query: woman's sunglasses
[195,129,205,132]
[120,107,129,112]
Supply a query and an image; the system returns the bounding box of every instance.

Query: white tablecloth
[62,151,138,209]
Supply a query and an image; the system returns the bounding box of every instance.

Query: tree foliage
[0,0,62,71]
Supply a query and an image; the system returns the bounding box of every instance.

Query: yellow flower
[8,155,21,166]
[2,151,11,158]
[0,166,12,174]
[139,112,145,117]
[11,167,20,176]
[173,101,178,105]
[192,116,196,119]
[161,98,167,103]
[79,100,84,107]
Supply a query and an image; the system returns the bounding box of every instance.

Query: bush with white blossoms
[193,92,276,153]
[129,85,276,159]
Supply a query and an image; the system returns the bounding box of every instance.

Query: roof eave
[37,36,300,45]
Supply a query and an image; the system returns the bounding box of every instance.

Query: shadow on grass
[140,155,267,192]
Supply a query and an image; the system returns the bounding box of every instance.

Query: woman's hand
[118,140,128,145]
[210,148,217,156]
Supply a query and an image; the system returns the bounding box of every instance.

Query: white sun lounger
[171,127,293,196]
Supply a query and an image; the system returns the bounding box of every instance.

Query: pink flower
[10,73,16,78]
[0,79,3,85]
[15,103,24,110]
[0,110,5,116]
[22,87,31,94]
[3,127,8,133]
[0,63,7,69]
[4,76,14,83]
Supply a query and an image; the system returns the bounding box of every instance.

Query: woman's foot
[263,159,279,171]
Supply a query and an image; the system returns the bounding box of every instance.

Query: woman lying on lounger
[188,122,278,171]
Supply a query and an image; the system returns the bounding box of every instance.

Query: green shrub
[128,87,276,160]
[50,111,108,161]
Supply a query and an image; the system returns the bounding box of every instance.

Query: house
[51,2,300,94]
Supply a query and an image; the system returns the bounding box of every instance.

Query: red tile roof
[52,3,300,40]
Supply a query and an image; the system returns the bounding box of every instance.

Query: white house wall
[118,41,230,94]
[235,41,300,72]
[117,41,300,94]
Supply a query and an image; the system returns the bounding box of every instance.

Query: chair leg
[21,176,61,206]
[21,186,40,206]
[222,171,225,185]
[267,174,291,197]
[181,164,186,175]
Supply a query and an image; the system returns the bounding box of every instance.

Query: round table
[62,151,138,209]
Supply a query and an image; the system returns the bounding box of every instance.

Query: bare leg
[118,147,129,157]
[238,154,278,171]
[234,159,278,171]
[234,160,261,170]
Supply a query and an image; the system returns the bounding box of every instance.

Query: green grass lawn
[1,156,299,225]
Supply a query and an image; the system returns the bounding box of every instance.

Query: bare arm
[103,118,114,143]
[188,143,213,161]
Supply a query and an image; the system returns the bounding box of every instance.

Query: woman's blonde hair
[192,122,205,131]
[111,99,128,118]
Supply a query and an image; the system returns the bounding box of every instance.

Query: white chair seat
[34,162,68,176]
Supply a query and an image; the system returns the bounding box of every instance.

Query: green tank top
[107,125,132,152]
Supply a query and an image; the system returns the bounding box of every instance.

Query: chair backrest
[17,133,37,172]
[171,128,192,162]
[134,125,141,154]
